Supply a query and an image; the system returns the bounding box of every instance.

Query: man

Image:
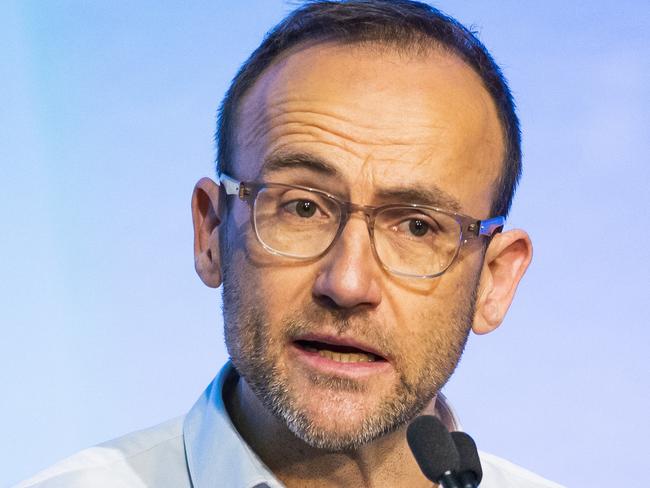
[19,1,562,487]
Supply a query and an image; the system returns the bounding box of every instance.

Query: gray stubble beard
[220,238,478,451]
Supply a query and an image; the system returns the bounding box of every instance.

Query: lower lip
[289,343,392,377]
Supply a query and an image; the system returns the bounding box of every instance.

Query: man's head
[192,0,532,451]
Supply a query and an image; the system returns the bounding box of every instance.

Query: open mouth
[294,340,387,363]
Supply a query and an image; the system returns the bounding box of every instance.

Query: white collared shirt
[16,363,564,488]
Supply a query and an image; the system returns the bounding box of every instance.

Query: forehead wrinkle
[266,95,438,134]
[235,103,268,154]
[267,134,368,164]
[238,92,446,152]
[240,112,446,180]
[265,119,439,170]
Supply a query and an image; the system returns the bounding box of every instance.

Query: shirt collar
[183,361,461,488]
[183,362,285,488]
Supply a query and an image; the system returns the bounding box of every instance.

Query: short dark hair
[216,0,521,217]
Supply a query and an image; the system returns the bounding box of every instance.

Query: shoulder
[479,451,566,488]
[14,417,190,488]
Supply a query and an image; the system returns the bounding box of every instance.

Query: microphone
[450,431,483,488]
[407,415,461,488]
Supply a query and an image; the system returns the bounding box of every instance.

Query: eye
[290,199,317,218]
[408,218,429,237]
[281,198,329,220]
[387,214,439,239]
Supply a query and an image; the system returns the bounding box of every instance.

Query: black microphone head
[407,415,459,482]
[451,431,483,483]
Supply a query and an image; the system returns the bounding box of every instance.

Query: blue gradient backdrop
[1,2,648,486]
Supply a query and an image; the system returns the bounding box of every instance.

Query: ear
[191,177,223,288]
[473,229,533,334]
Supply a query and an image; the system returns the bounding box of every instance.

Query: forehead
[233,42,504,216]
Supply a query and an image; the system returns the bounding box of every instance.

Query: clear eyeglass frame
[218,173,505,279]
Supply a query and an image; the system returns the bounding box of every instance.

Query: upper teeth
[305,346,376,362]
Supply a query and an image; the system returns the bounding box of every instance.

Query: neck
[225,375,440,488]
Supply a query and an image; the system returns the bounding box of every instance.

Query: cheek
[387,271,478,369]
[229,245,319,329]
[394,305,449,358]
[390,304,472,395]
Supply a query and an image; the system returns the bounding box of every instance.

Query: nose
[312,217,382,310]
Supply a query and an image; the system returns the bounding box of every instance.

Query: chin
[286,412,400,452]
[279,386,409,451]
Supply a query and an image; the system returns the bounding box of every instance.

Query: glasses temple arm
[218,173,241,196]
[478,216,505,237]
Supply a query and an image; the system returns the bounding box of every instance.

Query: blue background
[1,1,648,486]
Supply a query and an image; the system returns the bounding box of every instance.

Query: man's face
[221,43,504,449]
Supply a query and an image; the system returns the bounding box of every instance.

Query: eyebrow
[259,151,462,212]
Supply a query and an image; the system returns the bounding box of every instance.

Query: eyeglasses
[219,173,504,279]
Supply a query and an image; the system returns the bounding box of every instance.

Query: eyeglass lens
[252,185,462,277]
